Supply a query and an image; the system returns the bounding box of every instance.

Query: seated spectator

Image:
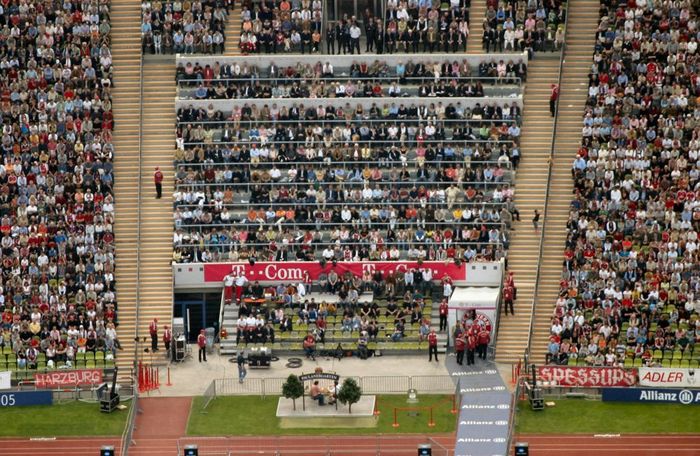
[310,380,325,405]
[141,0,230,54]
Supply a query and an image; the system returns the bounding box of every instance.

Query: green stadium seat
[661,359,672,368]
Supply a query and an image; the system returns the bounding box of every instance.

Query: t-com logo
[679,389,694,405]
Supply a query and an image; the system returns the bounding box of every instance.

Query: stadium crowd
[227,265,454,351]
[382,0,472,54]
[171,94,523,263]
[0,0,120,370]
[239,0,323,53]
[141,0,231,54]
[482,0,566,55]
[546,0,700,367]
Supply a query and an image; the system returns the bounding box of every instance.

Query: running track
[516,434,700,455]
[2,434,699,455]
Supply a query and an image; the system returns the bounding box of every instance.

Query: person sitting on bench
[303,333,317,360]
[310,380,325,406]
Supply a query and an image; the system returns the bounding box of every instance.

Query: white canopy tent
[447,287,501,345]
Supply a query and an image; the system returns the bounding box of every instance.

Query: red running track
[0,437,121,456]
[517,434,700,456]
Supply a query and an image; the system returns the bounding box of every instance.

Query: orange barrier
[391,406,436,429]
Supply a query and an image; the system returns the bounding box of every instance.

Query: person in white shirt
[421,268,433,294]
[223,272,235,304]
[235,273,248,303]
[349,24,361,54]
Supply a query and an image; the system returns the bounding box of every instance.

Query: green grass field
[187,395,456,436]
[0,400,130,437]
[516,399,700,434]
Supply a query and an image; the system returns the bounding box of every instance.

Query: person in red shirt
[197,329,207,362]
[550,84,559,117]
[466,332,477,365]
[154,166,163,199]
[438,299,449,332]
[163,325,172,353]
[427,329,439,362]
[503,286,514,315]
[149,318,159,351]
[477,327,491,360]
[455,330,466,365]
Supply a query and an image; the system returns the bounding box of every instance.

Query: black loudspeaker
[101,446,115,456]
[417,443,432,455]
[514,442,529,455]
[184,445,198,456]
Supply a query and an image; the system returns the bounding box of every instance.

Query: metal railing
[522,6,571,362]
[174,158,513,167]
[177,117,520,126]
[176,74,523,84]
[205,374,456,399]
[176,137,517,147]
[175,218,507,228]
[173,182,511,191]
[119,375,138,456]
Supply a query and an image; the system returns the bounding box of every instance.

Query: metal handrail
[173,180,512,190]
[175,240,505,249]
[174,199,505,208]
[176,137,519,147]
[176,75,524,85]
[177,117,520,125]
[135,54,145,365]
[174,159,513,167]
[175,220,508,229]
[522,12,571,362]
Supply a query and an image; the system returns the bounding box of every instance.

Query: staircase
[224,2,242,56]
[466,1,486,53]
[136,62,177,358]
[529,0,600,364]
[111,0,144,372]
[220,298,240,356]
[494,57,559,364]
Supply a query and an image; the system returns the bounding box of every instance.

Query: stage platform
[276,396,377,428]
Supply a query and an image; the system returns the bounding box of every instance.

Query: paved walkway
[148,349,452,397]
[130,397,192,456]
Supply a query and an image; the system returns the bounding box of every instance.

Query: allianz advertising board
[602,387,700,405]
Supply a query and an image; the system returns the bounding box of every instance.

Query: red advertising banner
[35,369,103,388]
[203,261,467,283]
[537,366,637,387]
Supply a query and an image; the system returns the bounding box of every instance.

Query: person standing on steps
[197,329,207,362]
[550,84,559,117]
[532,209,541,232]
[503,284,515,316]
[154,166,163,199]
[428,329,439,362]
[439,299,449,332]
[163,325,172,354]
[149,318,158,351]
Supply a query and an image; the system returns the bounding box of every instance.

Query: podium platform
[276,396,377,429]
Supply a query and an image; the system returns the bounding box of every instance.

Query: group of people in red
[453,311,491,366]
